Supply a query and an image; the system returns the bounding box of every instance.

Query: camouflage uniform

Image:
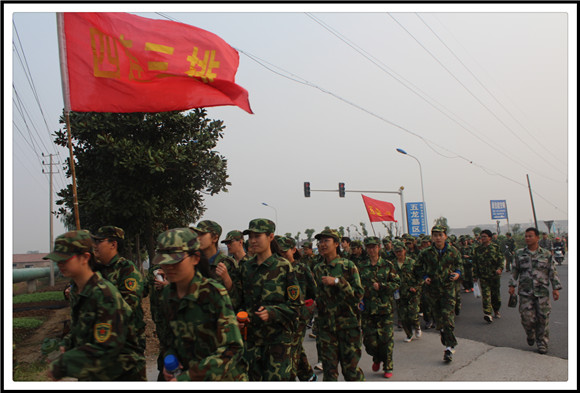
[392,241,421,340]
[235,219,302,381]
[349,240,365,268]
[509,246,562,352]
[312,229,365,381]
[380,238,395,262]
[473,240,504,318]
[92,226,146,374]
[416,226,462,353]
[144,263,168,379]
[278,236,317,381]
[503,235,516,271]
[44,230,144,381]
[359,237,400,373]
[459,237,474,291]
[191,221,242,309]
[154,228,248,380]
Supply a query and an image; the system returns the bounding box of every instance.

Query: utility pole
[42,153,59,286]
[526,174,538,229]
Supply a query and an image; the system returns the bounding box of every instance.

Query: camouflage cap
[153,228,200,265]
[422,235,431,242]
[190,220,222,237]
[314,228,341,242]
[221,230,243,244]
[431,225,447,234]
[276,236,296,252]
[351,240,363,248]
[382,237,392,244]
[92,226,125,240]
[392,240,407,251]
[363,236,381,246]
[43,230,94,262]
[243,218,275,235]
[302,241,313,249]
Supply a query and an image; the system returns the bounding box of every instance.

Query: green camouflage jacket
[293,260,317,321]
[312,257,364,330]
[509,247,562,297]
[358,258,400,316]
[417,243,463,292]
[473,243,504,279]
[96,254,146,350]
[52,272,143,380]
[159,271,248,381]
[210,251,241,309]
[380,249,396,262]
[235,254,302,345]
[392,256,421,296]
[459,244,474,265]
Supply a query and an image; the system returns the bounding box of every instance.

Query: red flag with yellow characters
[362,194,397,222]
[57,12,252,113]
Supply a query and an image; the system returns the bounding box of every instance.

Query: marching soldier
[359,236,400,378]
[509,227,562,354]
[312,229,365,381]
[44,230,144,381]
[154,228,247,380]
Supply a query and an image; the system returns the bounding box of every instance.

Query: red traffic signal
[339,182,345,197]
[304,182,311,198]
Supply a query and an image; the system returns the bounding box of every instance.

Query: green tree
[304,228,315,241]
[433,216,449,231]
[359,222,368,237]
[54,109,230,265]
[294,232,301,244]
[511,224,522,236]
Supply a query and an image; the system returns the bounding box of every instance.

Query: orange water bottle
[237,311,248,340]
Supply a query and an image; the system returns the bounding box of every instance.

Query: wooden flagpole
[57,13,81,229]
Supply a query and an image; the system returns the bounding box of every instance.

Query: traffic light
[339,182,345,197]
[304,182,311,198]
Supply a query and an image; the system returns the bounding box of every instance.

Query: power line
[305,13,564,184]
[428,13,567,166]
[387,13,566,177]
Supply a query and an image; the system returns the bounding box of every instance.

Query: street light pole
[396,148,428,230]
[261,202,278,233]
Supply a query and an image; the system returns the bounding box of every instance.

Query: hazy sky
[5,3,576,255]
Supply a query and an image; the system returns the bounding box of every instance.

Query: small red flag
[362,194,397,223]
[57,12,252,114]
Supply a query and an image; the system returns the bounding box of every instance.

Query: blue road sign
[406,202,427,236]
[490,200,509,220]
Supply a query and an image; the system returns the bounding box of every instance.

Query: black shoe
[484,315,493,324]
[538,346,548,354]
[455,308,460,316]
[527,337,535,346]
[443,349,453,362]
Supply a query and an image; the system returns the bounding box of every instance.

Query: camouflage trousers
[291,321,314,381]
[319,326,365,381]
[519,294,552,348]
[397,294,420,339]
[455,281,462,312]
[244,342,294,381]
[361,314,394,372]
[479,276,502,315]
[462,264,474,290]
[425,288,457,348]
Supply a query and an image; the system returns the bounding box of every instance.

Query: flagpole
[57,13,81,229]
[370,222,376,237]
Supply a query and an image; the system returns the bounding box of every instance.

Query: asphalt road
[453,257,568,359]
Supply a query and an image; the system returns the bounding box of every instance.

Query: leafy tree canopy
[54,109,230,263]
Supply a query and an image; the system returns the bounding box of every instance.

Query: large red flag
[362,194,397,222]
[57,12,252,113]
